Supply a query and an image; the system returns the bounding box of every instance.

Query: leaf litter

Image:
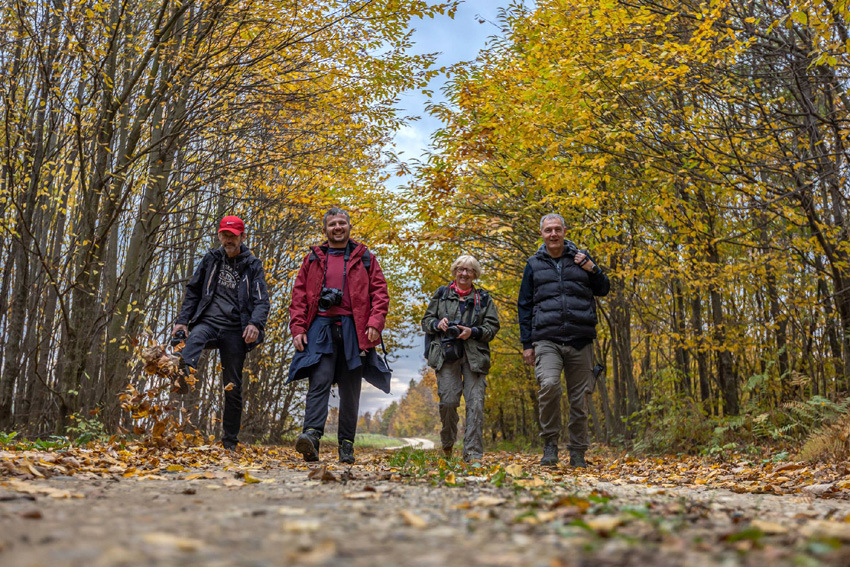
[1,342,850,564]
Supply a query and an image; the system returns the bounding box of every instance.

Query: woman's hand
[437,317,450,332]
[457,326,472,340]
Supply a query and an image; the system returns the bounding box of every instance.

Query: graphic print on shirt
[218,262,240,291]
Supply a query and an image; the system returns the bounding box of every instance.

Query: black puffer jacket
[517,242,610,349]
[176,244,270,351]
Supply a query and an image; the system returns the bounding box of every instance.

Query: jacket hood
[312,239,366,260]
[212,244,254,263]
[535,240,578,259]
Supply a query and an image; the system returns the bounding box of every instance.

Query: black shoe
[222,440,238,451]
[295,430,320,462]
[569,450,587,468]
[540,441,559,467]
[338,439,355,464]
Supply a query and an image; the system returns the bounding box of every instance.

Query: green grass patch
[354,433,408,449]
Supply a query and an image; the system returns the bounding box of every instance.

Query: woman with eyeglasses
[421,255,501,462]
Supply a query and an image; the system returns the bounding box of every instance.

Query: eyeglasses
[456,268,474,274]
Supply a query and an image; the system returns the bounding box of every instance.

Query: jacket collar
[313,239,365,260]
[211,244,253,263]
[536,240,577,260]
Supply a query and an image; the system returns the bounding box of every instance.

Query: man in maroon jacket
[287,207,391,464]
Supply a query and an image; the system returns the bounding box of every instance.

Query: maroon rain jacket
[289,239,389,350]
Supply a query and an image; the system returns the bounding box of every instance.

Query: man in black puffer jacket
[517,213,610,467]
[172,215,270,450]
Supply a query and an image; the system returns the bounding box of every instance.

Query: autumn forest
[1,0,850,463]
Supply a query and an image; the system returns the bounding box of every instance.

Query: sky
[354,0,523,415]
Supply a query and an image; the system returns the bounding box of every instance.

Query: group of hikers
[171,208,609,468]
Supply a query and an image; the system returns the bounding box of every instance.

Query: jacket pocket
[427,338,443,369]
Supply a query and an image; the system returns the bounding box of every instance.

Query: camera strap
[321,246,351,292]
[454,289,481,326]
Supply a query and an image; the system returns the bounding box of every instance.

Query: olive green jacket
[421,285,501,373]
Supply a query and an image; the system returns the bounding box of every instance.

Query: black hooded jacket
[176,244,270,350]
[517,242,610,349]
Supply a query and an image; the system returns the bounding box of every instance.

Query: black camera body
[564,241,601,274]
[443,319,463,339]
[318,286,343,312]
[171,330,187,348]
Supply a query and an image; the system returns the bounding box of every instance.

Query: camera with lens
[170,329,187,348]
[318,287,343,312]
[443,319,463,339]
[564,242,601,274]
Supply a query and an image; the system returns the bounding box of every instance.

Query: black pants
[303,324,363,443]
[180,322,247,444]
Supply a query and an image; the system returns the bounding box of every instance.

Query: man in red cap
[172,215,270,450]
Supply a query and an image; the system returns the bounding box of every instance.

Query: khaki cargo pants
[436,357,486,460]
[534,340,593,451]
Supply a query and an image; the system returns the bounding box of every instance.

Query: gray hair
[323,207,350,227]
[539,213,566,230]
[450,255,482,279]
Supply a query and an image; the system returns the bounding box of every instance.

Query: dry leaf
[472,496,507,507]
[243,472,261,484]
[185,472,218,480]
[344,491,381,500]
[400,510,428,528]
[750,520,788,535]
[282,519,321,533]
[142,532,203,552]
[514,476,546,489]
[585,515,623,533]
[307,467,338,483]
[802,520,850,541]
[505,464,523,477]
[224,382,235,391]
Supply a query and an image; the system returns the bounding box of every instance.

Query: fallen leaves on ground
[2,443,850,566]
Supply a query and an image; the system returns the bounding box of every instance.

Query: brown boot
[442,446,453,458]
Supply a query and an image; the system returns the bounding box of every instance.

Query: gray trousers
[436,358,486,460]
[534,340,593,451]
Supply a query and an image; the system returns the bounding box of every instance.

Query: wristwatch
[590,264,601,275]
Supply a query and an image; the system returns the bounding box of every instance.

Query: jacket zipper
[206,264,218,295]
[255,280,262,300]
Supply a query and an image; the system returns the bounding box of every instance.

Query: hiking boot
[540,440,559,467]
[222,440,238,451]
[442,446,453,458]
[338,439,355,464]
[295,430,320,462]
[569,450,588,468]
[464,453,482,464]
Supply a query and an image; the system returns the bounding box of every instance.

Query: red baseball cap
[218,215,245,235]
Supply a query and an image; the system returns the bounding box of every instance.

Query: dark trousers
[303,324,363,443]
[180,322,247,444]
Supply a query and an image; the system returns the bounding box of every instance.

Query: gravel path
[1,448,849,567]
[401,438,436,450]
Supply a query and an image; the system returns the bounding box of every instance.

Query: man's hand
[293,333,308,352]
[574,251,596,272]
[172,324,188,337]
[366,326,380,343]
[436,317,450,332]
[523,348,535,366]
[457,326,473,340]
[243,324,260,344]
